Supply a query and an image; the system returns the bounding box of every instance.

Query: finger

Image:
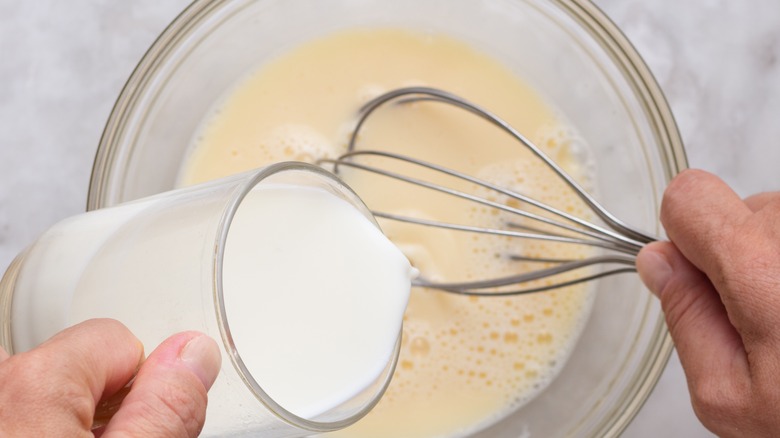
[0,346,9,362]
[662,170,780,344]
[636,242,750,428]
[0,319,143,436]
[660,169,752,279]
[40,319,144,404]
[102,332,221,438]
[744,191,780,212]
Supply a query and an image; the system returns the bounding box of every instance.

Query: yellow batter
[180,29,594,438]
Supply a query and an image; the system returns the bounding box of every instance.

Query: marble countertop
[1,1,776,436]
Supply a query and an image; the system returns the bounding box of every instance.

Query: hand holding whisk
[320,87,658,296]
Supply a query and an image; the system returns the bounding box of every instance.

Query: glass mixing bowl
[89,0,685,436]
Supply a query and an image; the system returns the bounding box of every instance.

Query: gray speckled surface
[2,1,777,436]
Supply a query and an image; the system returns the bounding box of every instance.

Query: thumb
[636,242,750,413]
[102,332,222,438]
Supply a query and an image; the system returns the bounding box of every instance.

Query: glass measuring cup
[0,162,404,437]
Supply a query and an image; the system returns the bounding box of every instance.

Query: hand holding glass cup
[0,162,413,436]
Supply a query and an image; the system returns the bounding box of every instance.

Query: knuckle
[0,351,95,432]
[155,380,207,436]
[124,375,208,437]
[26,349,96,427]
[659,280,708,338]
[59,380,97,430]
[720,243,780,342]
[689,376,749,434]
[662,170,708,214]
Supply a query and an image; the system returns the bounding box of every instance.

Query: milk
[222,184,413,418]
[8,178,414,421]
[180,29,596,437]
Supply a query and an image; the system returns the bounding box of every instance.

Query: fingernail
[636,246,674,297]
[179,335,222,390]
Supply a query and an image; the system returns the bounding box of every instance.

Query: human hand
[0,319,221,437]
[636,169,780,437]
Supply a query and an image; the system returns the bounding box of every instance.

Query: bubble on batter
[356,84,388,102]
[535,124,597,193]
[410,337,431,356]
[263,123,336,163]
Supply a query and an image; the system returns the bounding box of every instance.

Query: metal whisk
[319,87,657,296]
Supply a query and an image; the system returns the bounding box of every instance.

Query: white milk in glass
[8,178,414,422]
[222,184,413,418]
[180,29,597,437]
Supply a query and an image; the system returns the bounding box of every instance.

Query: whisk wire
[325,150,644,253]
[321,87,658,296]
[414,255,637,296]
[348,87,656,245]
